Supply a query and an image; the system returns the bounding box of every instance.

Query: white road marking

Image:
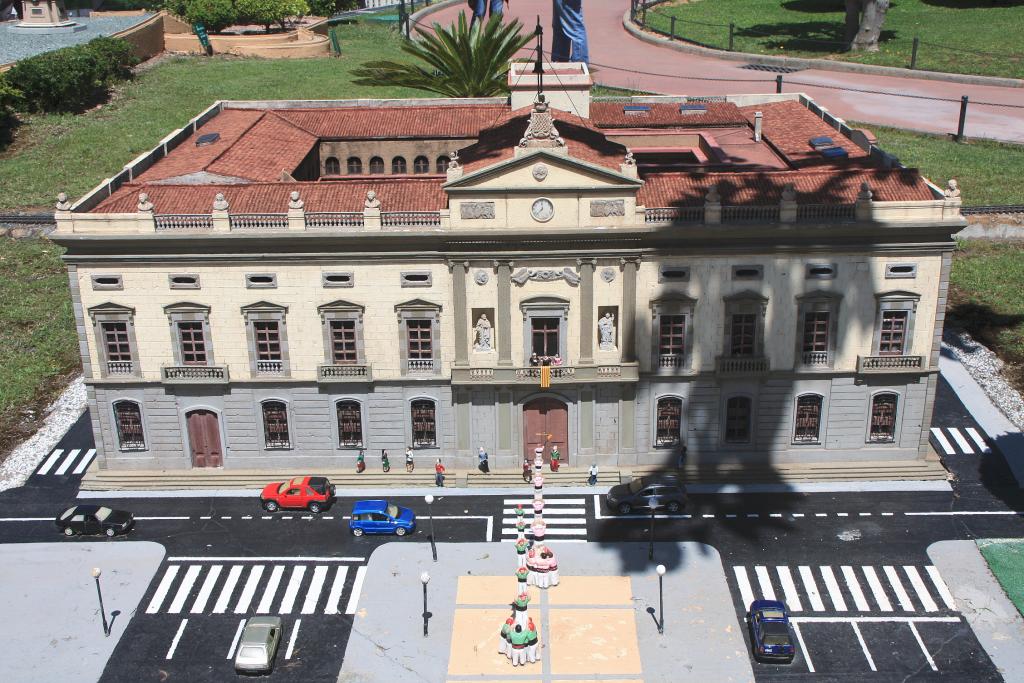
[165,619,188,660]
[0,517,52,522]
[502,508,585,515]
[884,565,915,611]
[346,566,367,615]
[501,528,588,535]
[777,566,802,611]
[836,513,848,517]
[72,449,97,475]
[301,566,328,615]
[281,516,293,520]
[168,565,202,614]
[726,514,737,519]
[37,449,63,475]
[882,512,894,516]
[755,566,777,601]
[227,618,246,659]
[146,566,180,613]
[909,621,938,671]
[904,566,939,612]
[948,428,975,454]
[261,516,272,520]
[930,427,956,455]
[965,427,991,453]
[136,516,190,520]
[257,566,285,614]
[503,498,585,505]
[792,513,804,518]
[278,566,307,614]
[234,565,265,614]
[842,566,870,611]
[322,516,334,520]
[220,516,232,520]
[702,514,715,519]
[213,565,243,613]
[241,515,253,520]
[926,566,958,611]
[54,449,81,476]
[190,565,222,614]
[799,566,826,612]
[820,566,848,612]
[324,566,349,615]
[851,622,877,671]
[167,556,364,562]
[815,513,827,517]
[792,622,813,673]
[301,516,313,520]
[734,566,755,611]
[862,566,893,612]
[285,618,300,660]
[859,512,872,517]
[502,517,588,525]
[905,511,1023,516]
[200,516,212,520]
[769,513,782,518]
[746,513,760,518]
[792,616,960,623]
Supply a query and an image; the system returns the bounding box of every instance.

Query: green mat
[979,539,1024,616]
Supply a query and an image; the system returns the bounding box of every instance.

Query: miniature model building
[51,61,963,473]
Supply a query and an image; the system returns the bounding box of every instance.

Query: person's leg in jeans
[469,0,486,26]
[551,0,588,64]
[488,0,504,19]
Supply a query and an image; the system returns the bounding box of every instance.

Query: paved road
[421,0,1024,143]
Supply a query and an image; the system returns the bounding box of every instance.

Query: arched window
[336,400,363,448]
[324,157,340,175]
[346,157,362,175]
[869,393,898,443]
[436,156,449,174]
[392,156,407,174]
[113,400,145,450]
[655,397,682,447]
[411,399,436,447]
[724,396,752,443]
[262,400,291,449]
[794,395,823,444]
[413,156,430,174]
[369,157,385,174]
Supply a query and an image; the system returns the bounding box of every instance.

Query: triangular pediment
[87,302,135,316]
[395,298,442,312]
[445,149,641,193]
[240,300,288,314]
[318,299,364,313]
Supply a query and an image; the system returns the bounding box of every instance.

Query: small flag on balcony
[540,365,551,389]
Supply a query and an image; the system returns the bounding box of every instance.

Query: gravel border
[0,376,86,492]
[943,329,1024,430]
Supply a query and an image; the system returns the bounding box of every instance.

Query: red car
[260,476,336,513]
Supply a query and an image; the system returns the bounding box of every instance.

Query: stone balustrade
[161,365,229,383]
[857,355,926,373]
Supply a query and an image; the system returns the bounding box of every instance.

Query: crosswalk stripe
[54,449,81,476]
[965,427,990,454]
[302,566,329,615]
[227,618,246,660]
[903,566,939,612]
[930,428,956,455]
[168,565,202,614]
[733,566,755,611]
[502,498,585,505]
[213,566,243,614]
[502,517,588,525]
[190,565,222,614]
[257,566,285,614]
[36,449,63,475]
[798,566,826,611]
[146,565,180,613]
[862,566,893,612]
[819,566,847,612]
[947,428,975,454]
[501,528,588,535]
[325,566,349,615]
[925,566,957,610]
[776,566,802,611]
[502,508,585,515]
[754,566,777,601]
[346,566,367,615]
[883,565,915,611]
[234,565,265,614]
[841,566,870,611]
[278,566,307,614]
[72,449,97,475]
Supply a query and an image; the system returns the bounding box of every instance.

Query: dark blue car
[749,599,796,663]
[349,500,416,537]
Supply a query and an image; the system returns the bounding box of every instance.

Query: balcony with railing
[644,206,705,224]
[800,351,831,368]
[857,355,926,373]
[405,358,438,375]
[155,214,213,231]
[658,354,684,369]
[255,359,286,376]
[162,365,229,383]
[318,364,373,382]
[452,364,639,384]
[106,360,135,376]
[229,213,289,230]
[715,356,769,375]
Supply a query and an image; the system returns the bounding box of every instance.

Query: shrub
[162,0,188,18]
[0,78,22,149]
[84,36,139,82]
[236,0,309,30]
[184,0,238,33]
[307,0,353,18]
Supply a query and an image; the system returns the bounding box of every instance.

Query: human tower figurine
[527,446,559,588]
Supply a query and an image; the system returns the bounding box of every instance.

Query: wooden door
[187,410,223,468]
[522,397,568,463]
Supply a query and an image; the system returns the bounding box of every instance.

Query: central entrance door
[186,409,223,467]
[522,397,568,463]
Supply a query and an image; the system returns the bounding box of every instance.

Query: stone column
[497,261,513,367]
[452,261,469,367]
[620,257,639,363]
[578,259,595,365]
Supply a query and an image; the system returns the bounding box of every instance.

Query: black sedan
[605,476,687,514]
[55,505,134,537]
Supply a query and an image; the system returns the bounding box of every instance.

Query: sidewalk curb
[409,0,464,27]
[622,10,1024,90]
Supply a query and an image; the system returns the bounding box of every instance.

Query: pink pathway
[420,0,1024,143]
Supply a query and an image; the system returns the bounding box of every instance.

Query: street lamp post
[648,507,656,560]
[656,564,666,634]
[421,571,431,637]
[92,567,110,637]
[425,494,437,562]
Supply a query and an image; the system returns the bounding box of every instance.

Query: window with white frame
[396,300,442,375]
[242,302,289,377]
[319,300,364,366]
[874,292,919,357]
[89,303,139,378]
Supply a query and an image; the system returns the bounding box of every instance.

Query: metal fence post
[955,95,969,143]
[776,74,783,93]
[670,16,676,40]
[729,22,735,51]
[911,37,919,70]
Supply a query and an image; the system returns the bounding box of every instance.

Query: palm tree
[352,14,533,98]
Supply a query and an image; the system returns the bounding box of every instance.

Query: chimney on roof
[508,60,592,119]
[753,111,763,142]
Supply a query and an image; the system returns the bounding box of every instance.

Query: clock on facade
[531,198,554,223]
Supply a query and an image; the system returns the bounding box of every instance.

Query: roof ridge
[264,109,320,137]
[200,110,270,181]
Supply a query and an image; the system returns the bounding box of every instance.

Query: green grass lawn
[979,539,1024,616]
[643,0,1024,79]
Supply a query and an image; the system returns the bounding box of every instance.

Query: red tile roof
[591,101,748,128]
[135,109,265,182]
[274,105,510,139]
[205,112,319,182]
[738,100,868,168]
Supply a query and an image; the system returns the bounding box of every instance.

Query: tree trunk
[843,0,862,48]
[850,0,891,52]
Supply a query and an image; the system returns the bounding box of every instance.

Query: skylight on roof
[623,105,651,115]
[808,136,833,150]
[679,104,707,115]
[196,133,220,147]
[819,146,849,159]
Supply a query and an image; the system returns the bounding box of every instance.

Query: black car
[55,505,134,537]
[605,476,687,514]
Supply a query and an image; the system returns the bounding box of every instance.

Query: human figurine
[499,613,514,656]
[527,546,550,588]
[545,546,559,586]
[515,536,529,568]
[526,617,539,663]
[588,462,599,486]
[598,311,616,350]
[531,517,547,545]
[529,352,540,367]
[364,190,380,209]
[552,355,562,366]
[512,592,530,628]
[473,314,493,352]
[509,624,529,666]
[381,449,390,473]
[405,447,414,473]
[516,565,530,592]
[478,445,490,473]
[356,449,366,473]
[522,457,532,483]
[549,445,561,472]
[434,459,446,487]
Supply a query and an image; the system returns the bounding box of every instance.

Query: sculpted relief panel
[460,202,496,220]
[590,199,625,218]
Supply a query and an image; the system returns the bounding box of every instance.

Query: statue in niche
[474,314,493,352]
[598,312,616,351]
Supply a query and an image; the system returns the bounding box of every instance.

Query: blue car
[749,600,796,663]
[349,500,416,537]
